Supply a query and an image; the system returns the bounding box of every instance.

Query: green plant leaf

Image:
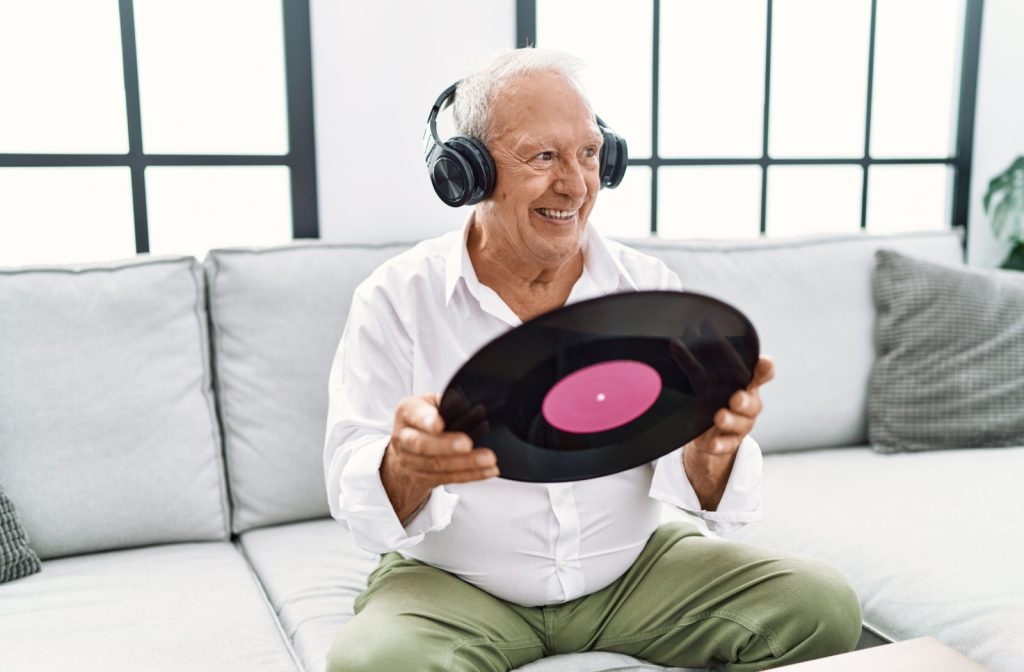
[1003,243,1024,271]
[984,172,1011,213]
[986,156,1024,240]
[992,192,1024,243]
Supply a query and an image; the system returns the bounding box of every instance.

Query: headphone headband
[424,82,458,159]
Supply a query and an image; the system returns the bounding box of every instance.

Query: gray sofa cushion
[0,542,300,672]
[869,250,1024,452]
[240,519,698,672]
[205,242,411,533]
[0,257,229,559]
[731,445,1024,672]
[239,520,378,672]
[626,231,963,452]
[0,482,40,583]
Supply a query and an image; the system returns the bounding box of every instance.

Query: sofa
[1,229,1020,672]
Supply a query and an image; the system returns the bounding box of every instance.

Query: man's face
[480,71,604,267]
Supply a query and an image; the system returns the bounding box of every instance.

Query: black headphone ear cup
[428,145,476,207]
[447,136,496,205]
[599,130,628,189]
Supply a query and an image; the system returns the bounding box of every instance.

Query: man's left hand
[684,355,774,511]
[691,355,775,457]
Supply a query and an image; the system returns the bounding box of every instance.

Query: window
[0,0,318,266]
[519,0,983,241]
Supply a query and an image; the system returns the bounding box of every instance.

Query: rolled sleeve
[649,435,763,536]
[336,435,459,552]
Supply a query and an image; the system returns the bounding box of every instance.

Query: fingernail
[455,437,472,452]
[476,452,493,466]
[420,411,437,429]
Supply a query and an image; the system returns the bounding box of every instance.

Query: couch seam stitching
[233,538,305,671]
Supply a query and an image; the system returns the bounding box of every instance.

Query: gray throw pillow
[1,482,41,583]
[869,249,1024,453]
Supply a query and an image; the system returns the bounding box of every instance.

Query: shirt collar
[443,212,639,307]
[580,220,640,294]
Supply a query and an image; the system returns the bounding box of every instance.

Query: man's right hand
[380,393,499,523]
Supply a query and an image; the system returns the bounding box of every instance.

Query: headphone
[424,82,629,207]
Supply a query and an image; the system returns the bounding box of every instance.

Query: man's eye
[536,151,554,161]
[583,147,597,158]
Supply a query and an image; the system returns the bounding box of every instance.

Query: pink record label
[541,360,662,434]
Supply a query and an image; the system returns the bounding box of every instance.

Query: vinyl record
[439,290,760,482]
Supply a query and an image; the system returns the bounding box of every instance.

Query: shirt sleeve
[649,436,763,536]
[645,250,763,535]
[323,282,459,554]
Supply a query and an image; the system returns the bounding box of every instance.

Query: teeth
[538,208,576,220]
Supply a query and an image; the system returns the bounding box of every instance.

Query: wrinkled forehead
[487,72,601,146]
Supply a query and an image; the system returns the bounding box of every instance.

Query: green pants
[327,521,861,671]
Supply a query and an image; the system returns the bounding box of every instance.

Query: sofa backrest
[207,231,963,535]
[0,257,229,559]
[627,230,964,451]
[205,242,411,533]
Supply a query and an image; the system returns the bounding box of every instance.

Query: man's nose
[554,156,587,200]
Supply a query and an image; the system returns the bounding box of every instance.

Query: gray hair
[452,48,592,145]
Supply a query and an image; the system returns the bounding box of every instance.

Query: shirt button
[558,560,568,570]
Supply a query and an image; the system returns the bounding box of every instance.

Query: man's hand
[684,356,775,511]
[380,393,499,523]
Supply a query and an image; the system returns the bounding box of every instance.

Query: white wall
[310,0,515,243]
[967,0,1024,267]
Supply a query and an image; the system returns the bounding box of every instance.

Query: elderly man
[324,48,861,671]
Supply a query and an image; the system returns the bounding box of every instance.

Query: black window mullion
[860,0,879,231]
[282,0,319,239]
[118,0,148,254]
[650,0,660,235]
[953,0,985,249]
[759,0,773,235]
[517,0,536,47]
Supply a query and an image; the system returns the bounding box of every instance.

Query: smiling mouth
[535,207,578,221]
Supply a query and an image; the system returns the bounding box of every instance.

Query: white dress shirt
[324,216,763,607]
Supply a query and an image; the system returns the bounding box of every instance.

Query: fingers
[396,394,444,435]
[715,356,774,429]
[714,406,755,436]
[690,432,742,457]
[389,437,499,487]
[750,355,775,389]
[400,447,497,475]
[712,383,765,437]
[395,426,472,455]
[693,356,774,457]
[391,394,501,487]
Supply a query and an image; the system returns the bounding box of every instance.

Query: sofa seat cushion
[731,446,1024,672]
[240,519,698,672]
[0,542,299,672]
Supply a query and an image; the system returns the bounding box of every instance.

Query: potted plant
[983,156,1024,271]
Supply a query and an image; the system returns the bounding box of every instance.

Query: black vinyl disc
[439,290,760,482]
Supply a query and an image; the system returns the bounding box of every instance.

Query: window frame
[518,0,985,242]
[0,0,319,254]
